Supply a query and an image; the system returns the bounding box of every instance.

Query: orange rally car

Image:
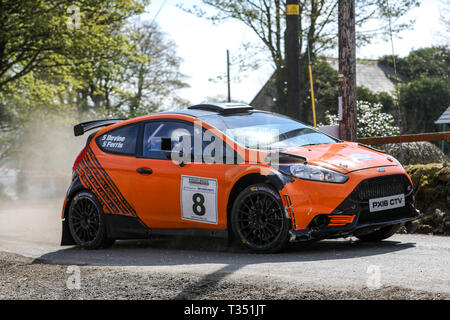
[61,103,420,252]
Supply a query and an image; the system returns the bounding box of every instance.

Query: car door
[132,119,228,230]
[91,123,140,217]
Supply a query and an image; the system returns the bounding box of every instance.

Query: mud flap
[60,219,76,245]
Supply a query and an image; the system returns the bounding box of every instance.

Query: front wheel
[230,184,291,253]
[68,191,115,249]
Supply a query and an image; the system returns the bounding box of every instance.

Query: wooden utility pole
[285,0,301,120]
[338,0,357,141]
[227,50,231,102]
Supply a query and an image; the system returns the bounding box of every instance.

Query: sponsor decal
[101,134,126,150]
[351,154,376,162]
[76,147,136,217]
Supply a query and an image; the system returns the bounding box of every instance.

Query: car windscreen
[198,112,337,149]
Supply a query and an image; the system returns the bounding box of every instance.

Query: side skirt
[150,229,228,239]
[105,214,150,240]
[104,214,228,240]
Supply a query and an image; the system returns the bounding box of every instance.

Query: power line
[386,0,404,139]
[151,0,169,24]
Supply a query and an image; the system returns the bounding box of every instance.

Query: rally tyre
[231,184,291,253]
[356,224,401,242]
[68,191,114,249]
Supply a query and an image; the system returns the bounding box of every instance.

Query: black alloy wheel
[231,184,290,253]
[68,191,114,249]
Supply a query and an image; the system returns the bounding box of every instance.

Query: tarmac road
[0,199,449,299]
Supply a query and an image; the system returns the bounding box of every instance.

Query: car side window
[142,120,234,163]
[143,121,194,160]
[97,124,139,155]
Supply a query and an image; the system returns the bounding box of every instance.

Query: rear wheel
[231,184,290,253]
[356,224,401,242]
[68,191,115,249]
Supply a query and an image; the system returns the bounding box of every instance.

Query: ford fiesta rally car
[61,103,420,252]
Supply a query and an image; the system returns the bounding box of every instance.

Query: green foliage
[303,57,338,125]
[405,163,450,217]
[356,86,396,113]
[0,0,148,90]
[379,46,450,134]
[0,1,190,166]
[399,76,450,133]
[379,46,450,82]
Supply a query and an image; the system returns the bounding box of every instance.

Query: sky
[142,0,449,106]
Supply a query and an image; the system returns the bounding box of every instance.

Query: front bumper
[290,207,421,241]
[284,171,422,241]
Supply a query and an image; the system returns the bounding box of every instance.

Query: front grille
[358,206,414,225]
[356,174,409,201]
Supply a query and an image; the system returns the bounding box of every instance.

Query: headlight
[279,164,348,183]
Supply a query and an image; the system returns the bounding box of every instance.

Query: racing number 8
[192,193,206,216]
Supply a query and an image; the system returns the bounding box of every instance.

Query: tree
[379,46,450,82]
[380,46,450,134]
[303,57,339,124]
[0,0,147,91]
[121,23,190,117]
[399,76,450,134]
[66,22,190,119]
[0,0,150,122]
[0,0,146,163]
[180,0,420,122]
[0,19,189,165]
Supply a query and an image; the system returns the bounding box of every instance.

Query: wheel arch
[62,176,89,219]
[61,176,90,245]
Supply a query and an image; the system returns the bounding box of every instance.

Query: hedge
[403,163,450,235]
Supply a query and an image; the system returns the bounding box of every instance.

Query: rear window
[96,124,139,155]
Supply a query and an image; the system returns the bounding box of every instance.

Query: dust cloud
[0,115,87,245]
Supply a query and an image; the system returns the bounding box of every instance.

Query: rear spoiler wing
[74,119,126,136]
